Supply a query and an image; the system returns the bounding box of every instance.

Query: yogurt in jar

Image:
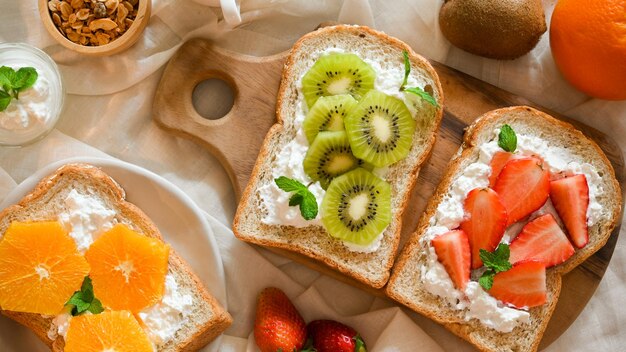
[0,43,64,146]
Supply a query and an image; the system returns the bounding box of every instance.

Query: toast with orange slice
[0,163,232,351]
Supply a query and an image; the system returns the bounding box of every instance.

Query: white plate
[0,157,227,351]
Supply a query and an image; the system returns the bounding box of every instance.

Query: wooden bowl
[38,0,151,56]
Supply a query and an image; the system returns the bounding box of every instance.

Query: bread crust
[386,106,622,352]
[0,163,232,351]
[233,25,444,288]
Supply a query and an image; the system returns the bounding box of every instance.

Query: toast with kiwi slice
[233,25,444,288]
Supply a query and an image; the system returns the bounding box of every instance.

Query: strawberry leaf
[354,335,367,352]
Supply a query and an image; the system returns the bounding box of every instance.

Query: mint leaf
[401,50,410,90]
[0,66,15,90]
[88,298,104,314]
[479,244,512,290]
[289,193,303,206]
[13,67,37,92]
[275,176,318,220]
[299,191,318,220]
[67,291,86,306]
[65,276,104,316]
[498,124,517,152]
[478,243,513,290]
[81,277,94,302]
[275,176,306,193]
[0,90,10,111]
[68,292,90,314]
[404,87,439,108]
[479,271,495,290]
[480,244,512,273]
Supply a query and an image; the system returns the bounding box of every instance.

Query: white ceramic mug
[190,0,242,25]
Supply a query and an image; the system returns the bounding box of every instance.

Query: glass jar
[0,43,64,146]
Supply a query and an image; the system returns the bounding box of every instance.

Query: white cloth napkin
[0,0,625,351]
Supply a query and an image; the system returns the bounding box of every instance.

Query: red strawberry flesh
[461,188,508,269]
[489,151,516,187]
[550,174,589,248]
[493,158,550,226]
[431,230,471,290]
[509,213,575,267]
[254,287,306,352]
[307,319,367,352]
[489,261,547,308]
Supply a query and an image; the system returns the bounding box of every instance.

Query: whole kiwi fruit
[439,0,547,60]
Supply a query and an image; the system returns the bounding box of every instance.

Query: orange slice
[64,310,153,352]
[0,221,90,315]
[85,224,169,312]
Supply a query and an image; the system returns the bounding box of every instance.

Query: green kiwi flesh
[301,53,376,109]
[302,94,357,144]
[344,90,416,167]
[303,131,362,189]
[321,168,391,245]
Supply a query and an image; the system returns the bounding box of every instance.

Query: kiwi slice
[302,94,357,144]
[301,53,376,109]
[344,90,416,167]
[303,131,362,189]
[321,168,391,245]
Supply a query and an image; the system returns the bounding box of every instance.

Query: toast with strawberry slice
[387,106,621,352]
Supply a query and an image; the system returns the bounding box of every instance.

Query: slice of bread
[386,106,622,352]
[0,163,232,351]
[233,25,444,288]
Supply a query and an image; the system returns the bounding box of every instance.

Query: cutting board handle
[153,38,288,199]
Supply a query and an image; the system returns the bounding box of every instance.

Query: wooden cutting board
[153,37,625,349]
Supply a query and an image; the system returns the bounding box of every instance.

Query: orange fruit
[85,224,169,312]
[0,221,90,315]
[64,310,153,352]
[550,0,626,100]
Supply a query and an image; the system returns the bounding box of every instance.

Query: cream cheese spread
[46,191,193,346]
[58,189,117,253]
[420,129,604,332]
[258,48,429,252]
[138,274,194,345]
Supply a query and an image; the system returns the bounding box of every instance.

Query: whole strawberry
[254,287,307,352]
[307,319,367,352]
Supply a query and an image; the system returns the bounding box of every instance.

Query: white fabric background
[1,0,625,351]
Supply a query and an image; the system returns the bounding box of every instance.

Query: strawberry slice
[460,188,508,269]
[550,174,589,248]
[493,158,550,226]
[431,230,471,290]
[489,261,546,308]
[489,151,517,187]
[509,214,575,267]
[489,152,545,187]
